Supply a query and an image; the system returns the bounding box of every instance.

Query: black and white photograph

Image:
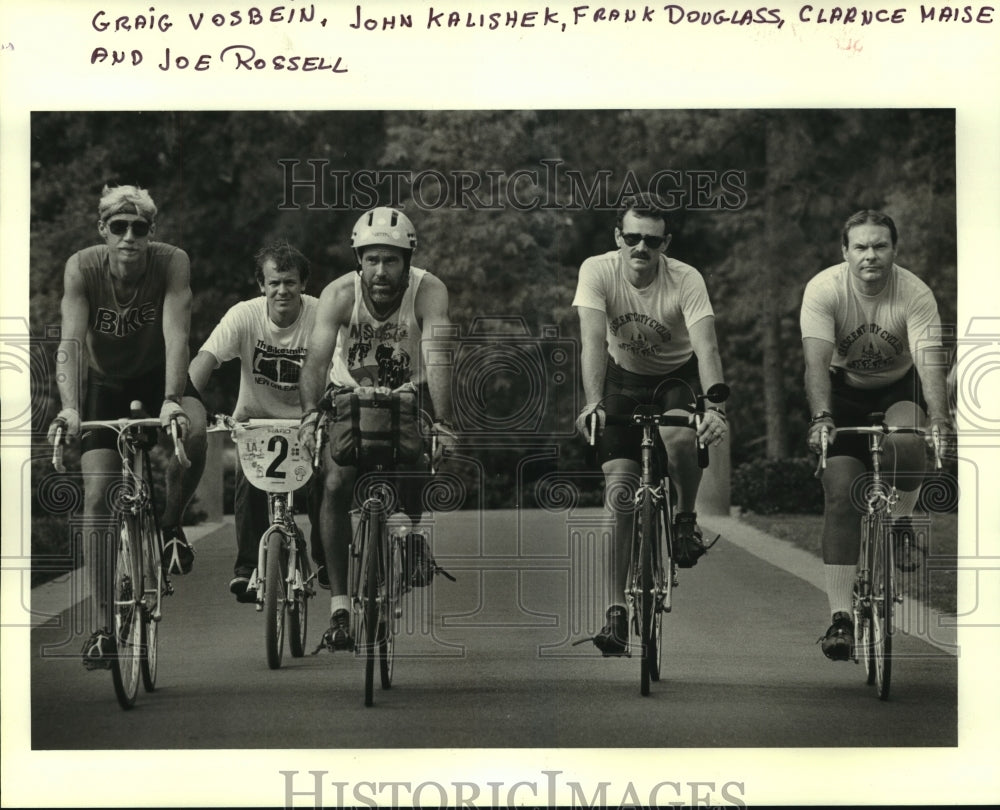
[2,3,998,808]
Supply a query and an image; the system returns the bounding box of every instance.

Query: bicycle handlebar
[587,383,730,469]
[50,400,189,471]
[816,421,943,473]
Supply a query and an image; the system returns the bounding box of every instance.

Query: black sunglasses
[620,232,666,249]
[107,219,151,237]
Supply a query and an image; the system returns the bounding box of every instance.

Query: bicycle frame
[51,401,184,708]
[818,415,942,700]
[224,416,315,669]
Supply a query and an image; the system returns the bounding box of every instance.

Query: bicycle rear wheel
[638,494,659,696]
[139,506,160,691]
[870,511,893,699]
[112,514,142,709]
[287,534,308,659]
[263,531,287,670]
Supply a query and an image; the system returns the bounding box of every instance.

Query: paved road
[29,509,957,750]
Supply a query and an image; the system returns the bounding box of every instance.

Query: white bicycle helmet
[351,207,417,259]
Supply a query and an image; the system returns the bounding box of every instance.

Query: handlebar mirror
[705,383,730,404]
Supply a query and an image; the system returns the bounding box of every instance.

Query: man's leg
[883,399,929,570]
[661,419,707,567]
[230,461,270,601]
[159,396,208,574]
[819,455,866,660]
[79,448,120,667]
[319,460,357,649]
[595,459,638,655]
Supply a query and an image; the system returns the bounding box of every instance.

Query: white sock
[824,564,856,617]
[330,595,350,615]
[891,487,920,519]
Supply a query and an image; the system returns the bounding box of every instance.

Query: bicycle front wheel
[638,494,659,696]
[139,506,160,692]
[361,509,383,707]
[111,514,143,709]
[380,534,400,690]
[870,511,893,700]
[263,531,287,670]
[287,534,308,659]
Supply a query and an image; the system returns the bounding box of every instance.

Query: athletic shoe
[229,572,257,604]
[820,611,854,661]
[162,526,194,575]
[593,605,629,657]
[403,533,435,589]
[673,512,706,568]
[81,629,115,670]
[319,609,354,651]
[891,517,924,573]
[316,565,330,590]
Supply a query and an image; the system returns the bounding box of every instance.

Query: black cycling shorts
[81,367,202,453]
[595,354,701,466]
[828,365,926,464]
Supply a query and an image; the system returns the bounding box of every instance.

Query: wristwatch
[810,409,833,423]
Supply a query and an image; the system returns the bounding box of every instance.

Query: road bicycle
[584,381,730,696]
[52,401,188,709]
[314,385,445,707]
[219,415,317,669]
[817,412,943,700]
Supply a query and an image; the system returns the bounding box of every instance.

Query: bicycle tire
[264,530,287,670]
[638,493,657,696]
[871,510,893,700]
[287,534,308,659]
[139,506,160,691]
[854,515,875,684]
[111,514,142,709]
[380,533,400,689]
[363,508,382,707]
[649,497,670,683]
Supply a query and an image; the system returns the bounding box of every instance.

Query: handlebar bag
[327,385,423,468]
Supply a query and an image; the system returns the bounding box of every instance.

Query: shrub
[732,456,825,515]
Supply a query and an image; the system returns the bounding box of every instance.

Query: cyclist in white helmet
[299,206,457,651]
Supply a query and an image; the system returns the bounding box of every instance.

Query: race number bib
[234,423,312,493]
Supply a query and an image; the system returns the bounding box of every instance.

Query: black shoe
[593,605,629,657]
[891,517,924,573]
[402,533,455,589]
[316,565,330,590]
[673,512,706,569]
[229,574,257,604]
[81,629,115,670]
[820,611,854,661]
[320,609,354,651]
[162,526,194,575]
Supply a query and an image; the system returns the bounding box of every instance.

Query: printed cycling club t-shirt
[572,250,714,376]
[76,242,176,379]
[800,262,941,390]
[330,267,427,389]
[199,295,319,419]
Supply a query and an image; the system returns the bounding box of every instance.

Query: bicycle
[816,412,943,700]
[313,384,447,707]
[580,381,730,696]
[218,415,317,670]
[51,400,189,709]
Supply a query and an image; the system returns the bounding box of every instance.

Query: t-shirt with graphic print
[330,267,427,389]
[800,262,941,390]
[199,295,319,419]
[76,242,175,379]
[572,250,715,376]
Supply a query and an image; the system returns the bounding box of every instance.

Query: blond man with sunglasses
[46,184,207,670]
[573,193,727,657]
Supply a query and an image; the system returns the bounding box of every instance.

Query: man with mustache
[574,193,728,656]
[801,210,952,661]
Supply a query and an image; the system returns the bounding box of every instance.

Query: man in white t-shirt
[573,193,728,656]
[801,210,952,661]
[190,241,323,602]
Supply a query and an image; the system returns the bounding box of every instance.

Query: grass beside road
[738,511,958,616]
